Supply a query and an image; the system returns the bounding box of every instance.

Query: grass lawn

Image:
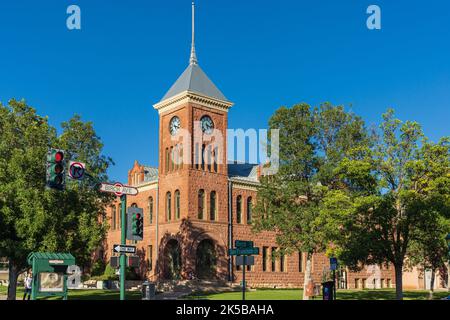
[1,285,449,300]
[0,286,141,300]
[184,288,450,300]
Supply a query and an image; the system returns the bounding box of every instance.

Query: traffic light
[46,149,66,190]
[131,211,143,238]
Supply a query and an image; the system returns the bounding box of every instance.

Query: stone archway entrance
[163,239,182,280]
[196,239,217,279]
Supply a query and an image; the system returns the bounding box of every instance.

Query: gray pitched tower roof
[159,1,229,103]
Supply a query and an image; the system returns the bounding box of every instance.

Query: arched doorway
[196,239,217,279]
[163,239,182,280]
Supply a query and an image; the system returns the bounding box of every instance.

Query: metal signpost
[229,240,259,301]
[100,182,139,300]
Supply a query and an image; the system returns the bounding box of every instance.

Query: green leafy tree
[0,99,114,300]
[322,109,450,300]
[253,103,369,299]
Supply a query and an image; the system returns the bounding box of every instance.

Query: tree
[252,103,369,300]
[407,214,450,299]
[0,99,114,300]
[323,109,450,300]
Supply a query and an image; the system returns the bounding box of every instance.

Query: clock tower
[153,2,233,279]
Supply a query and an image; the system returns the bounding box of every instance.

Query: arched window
[148,197,153,224]
[166,192,172,221]
[210,191,217,221]
[247,197,252,224]
[198,189,205,219]
[175,190,181,220]
[236,195,242,224]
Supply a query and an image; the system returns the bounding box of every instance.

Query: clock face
[169,116,181,136]
[200,115,214,134]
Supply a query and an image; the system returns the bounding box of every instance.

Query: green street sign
[235,240,254,249]
[229,247,260,256]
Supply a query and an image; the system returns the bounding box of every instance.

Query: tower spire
[190,1,198,65]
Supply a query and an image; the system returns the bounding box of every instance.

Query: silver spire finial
[190,1,198,65]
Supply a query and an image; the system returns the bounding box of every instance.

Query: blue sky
[0,0,449,182]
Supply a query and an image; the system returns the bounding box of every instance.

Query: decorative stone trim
[153,91,234,115]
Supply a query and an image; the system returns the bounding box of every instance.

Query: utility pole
[120,195,127,300]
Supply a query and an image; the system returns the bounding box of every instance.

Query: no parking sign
[69,161,86,180]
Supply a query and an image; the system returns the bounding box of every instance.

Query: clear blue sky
[0,0,449,182]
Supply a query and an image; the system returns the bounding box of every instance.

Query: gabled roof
[228,163,259,183]
[161,63,228,102]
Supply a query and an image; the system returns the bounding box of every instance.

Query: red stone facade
[101,54,396,289]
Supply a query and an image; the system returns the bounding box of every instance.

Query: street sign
[68,161,86,180]
[100,182,139,197]
[235,240,254,249]
[229,247,260,256]
[113,244,136,254]
[236,256,255,266]
[330,257,338,271]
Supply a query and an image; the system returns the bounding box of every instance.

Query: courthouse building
[102,4,396,289]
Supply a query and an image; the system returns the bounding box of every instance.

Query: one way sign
[113,244,136,254]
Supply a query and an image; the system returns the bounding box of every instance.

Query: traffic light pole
[120,194,127,301]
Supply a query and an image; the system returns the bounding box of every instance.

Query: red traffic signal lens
[136,213,141,219]
[55,151,64,162]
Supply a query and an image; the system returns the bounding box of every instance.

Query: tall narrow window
[111,206,116,230]
[117,205,121,229]
[201,144,206,170]
[165,148,169,173]
[210,191,217,221]
[198,189,205,219]
[246,197,252,224]
[236,195,242,224]
[195,143,200,170]
[170,146,174,171]
[166,192,172,221]
[262,247,268,272]
[280,251,286,272]
[298,252,303,272]
[175,190,181,220]
[148,197,153,224]
[147,245,153,271]
[213,147,218,173]
[271,247,277,272]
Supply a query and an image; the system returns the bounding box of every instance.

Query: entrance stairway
[156,279,241,297]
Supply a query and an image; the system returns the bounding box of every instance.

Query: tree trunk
[428,269,435,300]
[7,262,19,301]
[446,262,450,293]
[302,252,313,300]
[394,264,403,300]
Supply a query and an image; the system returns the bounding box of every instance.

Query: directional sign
[235,240,254,249]
[100,182,139,197]
[68,161,86,180]
[113,244,136,254]
[236,256,255,266]
[229,247,259,256]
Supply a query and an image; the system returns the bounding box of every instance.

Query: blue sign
[330,257,338,271]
